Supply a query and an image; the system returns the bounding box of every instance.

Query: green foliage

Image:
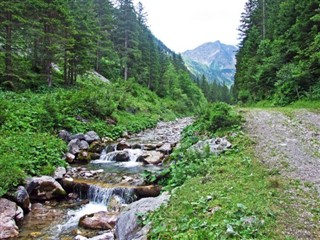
[235,0,320,105]
[147,129,281,239]
[196,103,242,135]
[0,131,66,195]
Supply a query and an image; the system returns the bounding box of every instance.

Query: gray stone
[58,130,71,142]
[115,192,170,240]
[71,133,86,140]
[65,152,76,163]
[85,131,100,143]
[6,186,31,213]
[26,176,66,200]
[53,167,66,180]
[68,139,81,155]
[116,140,131,151]
[79,140,90,150]
[142,151,163,165]
[157,143,172,154]
[189,137,232,154]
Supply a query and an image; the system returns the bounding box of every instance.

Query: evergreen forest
[235,0,320,105]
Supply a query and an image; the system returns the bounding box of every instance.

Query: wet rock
[157,143,172,154]
[116,140,131,151]
[61,178,90,197]
[143,143,157,151]
[65,152,76,163]
[189,137,232,154]
[30,202,63,220]
[107,196,123,213]
[75,232,114,240]
[131,143,142,149]
[0,198,20,239]
[26,176,67,200]
[58,130,71,142]
[104,151,130,162]
[79,140,90,150]
[78,151,91,163]
[89,141,107,153]
[134,185,161,199]
[115,192,170,240]
[54,167,67,180]
[68,139,81,155]
[6,186,31,213]
[105,144,115,153]
[84,131,100,144]
[142,151,163,165]
[79,211,118,230]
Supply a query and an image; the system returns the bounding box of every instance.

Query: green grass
[147,133,284,239]
[0,76,205,196]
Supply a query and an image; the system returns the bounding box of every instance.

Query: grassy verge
[0,76,204,196]
[144,103,301,239]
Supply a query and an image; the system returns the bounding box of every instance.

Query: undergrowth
[145,103,285,239]
[0,76,202,196]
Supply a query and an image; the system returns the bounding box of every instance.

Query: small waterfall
[87,185,136,205]
[92,148,144,163]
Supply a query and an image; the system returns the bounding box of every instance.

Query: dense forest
[235,0,320,105]
[0,0,207,104]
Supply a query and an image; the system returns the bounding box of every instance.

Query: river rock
[89,141,107,153]
[65,152,76,163]
[75,232,114,240]
[54,167,66,180]
[142,151,163,164]
[71,133,86,141]
[79,140,90,150]
[157,143,172,154]
[134,185,161,199]
[68,139,81,155]
[61,178,90,197]
[189,137,232,154]
[0,198,20,239]
[104,151,130,162]
[79,211,118,230]
[26,176,66,200]
[116,140,131,151]
[58,130,71,142]
[84,131,100,143]
[6,186,31,213]
[115,192,170,240]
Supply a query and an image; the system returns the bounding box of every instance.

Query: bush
[197,102,242,135]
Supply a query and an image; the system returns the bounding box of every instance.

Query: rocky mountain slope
[182,41,237,87]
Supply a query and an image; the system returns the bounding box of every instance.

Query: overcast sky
[133,0,247,53]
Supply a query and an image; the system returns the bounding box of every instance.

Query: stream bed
[16,118,193,240]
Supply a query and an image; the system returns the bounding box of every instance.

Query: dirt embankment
[244,109,320,239]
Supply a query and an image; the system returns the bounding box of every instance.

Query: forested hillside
[234,0,320,105]
[0,0,203,104]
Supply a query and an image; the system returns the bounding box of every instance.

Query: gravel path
[244,109,320,239]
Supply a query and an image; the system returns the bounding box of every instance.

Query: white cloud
[133,0,247,53]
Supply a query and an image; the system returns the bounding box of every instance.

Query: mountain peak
[182,41,237,87]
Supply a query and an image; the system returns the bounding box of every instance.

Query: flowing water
[16,118,193,239]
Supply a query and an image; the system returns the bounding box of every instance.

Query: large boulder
[6,186,31,213]
[26,176,66,200]
[79,211,118,230]
[142,151,163,165]
[84,131,100,144]
[134,185,161,199]
[68,139,81,155]
[115,192,170,240]
[0,198,21,239]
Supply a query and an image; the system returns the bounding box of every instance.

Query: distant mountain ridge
[182,41,237,87]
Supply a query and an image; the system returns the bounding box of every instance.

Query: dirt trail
[244,109,320,239]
